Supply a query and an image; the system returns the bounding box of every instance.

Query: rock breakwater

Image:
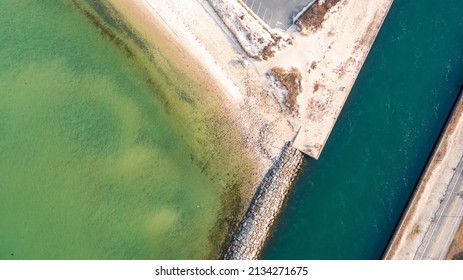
[224,143,304,259]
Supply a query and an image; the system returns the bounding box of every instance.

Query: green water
[0,0,250,259]
[263,0,463,259]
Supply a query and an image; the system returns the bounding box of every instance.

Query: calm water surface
[263,0,463,259]
[0,0,247,259]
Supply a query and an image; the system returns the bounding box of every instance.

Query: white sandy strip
[255,0,393,158]
[385,98,463,259]
[157,0,299,161]
[143,0,243,103]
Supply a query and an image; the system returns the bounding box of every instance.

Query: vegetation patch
[313,81,320,92]
[271,67,303,115]
[296,0,342,33]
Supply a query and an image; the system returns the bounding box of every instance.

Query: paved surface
[414,157,463,259]
[242,0,316,30]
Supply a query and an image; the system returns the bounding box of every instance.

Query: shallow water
[0,0,246,259]
[263,0,463,259]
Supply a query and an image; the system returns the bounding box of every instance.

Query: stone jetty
[224,142,304,260]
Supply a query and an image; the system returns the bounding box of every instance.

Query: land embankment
[384,89,463,260]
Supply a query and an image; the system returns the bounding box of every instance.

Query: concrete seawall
[224,143,304,260]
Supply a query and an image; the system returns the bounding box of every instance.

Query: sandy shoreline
[106,0,304,188]
[107,0,280,166]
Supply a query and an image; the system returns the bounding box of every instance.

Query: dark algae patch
[72,0,135,58]
[209,181,244,258]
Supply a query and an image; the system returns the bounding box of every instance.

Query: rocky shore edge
[224,142,304,260]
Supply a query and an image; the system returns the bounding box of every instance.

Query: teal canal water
[0,0,251,259]
[263,0,463,259]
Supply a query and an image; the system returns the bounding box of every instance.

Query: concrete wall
[224,142,304,259]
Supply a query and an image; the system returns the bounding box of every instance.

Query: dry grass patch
[296,0,343,33]
[313,81,321,92]
[271,67,302,114]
